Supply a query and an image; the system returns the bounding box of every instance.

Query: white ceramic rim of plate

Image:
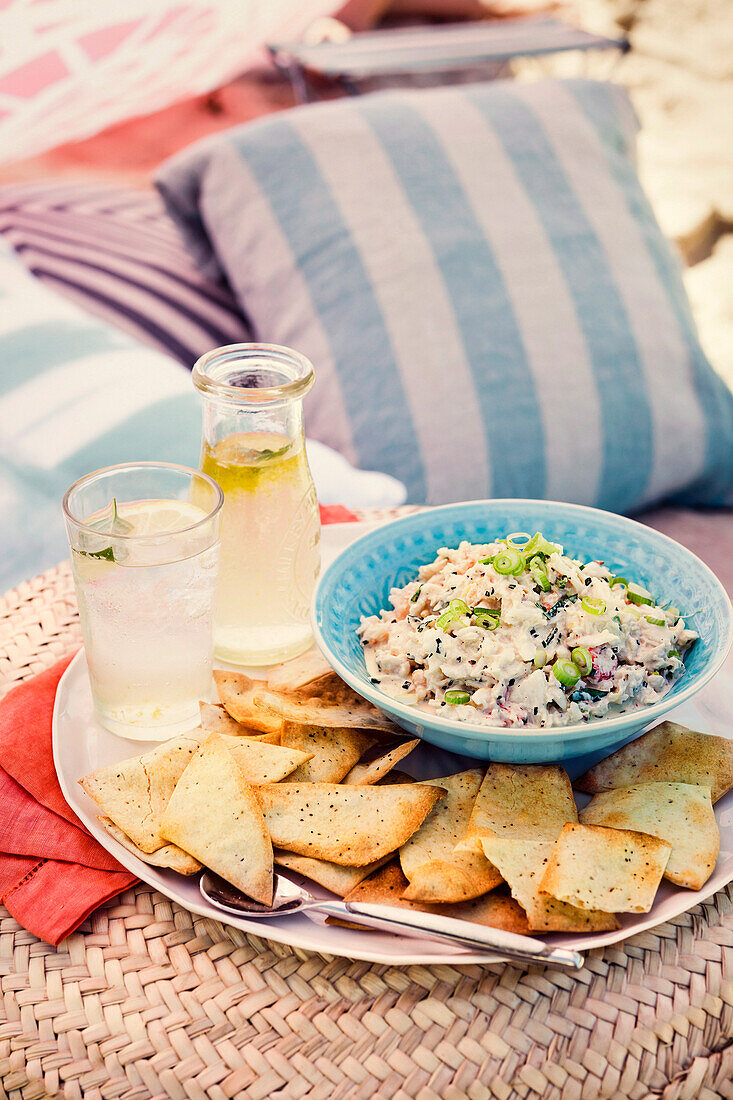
[312,499,733,744]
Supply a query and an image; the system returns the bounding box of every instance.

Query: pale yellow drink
[201,431,321,665]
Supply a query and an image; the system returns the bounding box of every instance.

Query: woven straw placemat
[1,560,732,1100]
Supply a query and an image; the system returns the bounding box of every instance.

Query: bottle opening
[193,344,315,405]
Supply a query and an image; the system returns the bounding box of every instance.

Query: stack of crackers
[79,650,733,936]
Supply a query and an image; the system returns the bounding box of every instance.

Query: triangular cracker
[280,722,376,783]
[481,835,618,933]
[213,671,282,734]
[538,823,671,914]
[253,782,443,865]
[580,782,718,890]
[79,733,205,853]
[98,816,201,875]
[457,764,577,853]
[575,722,733,803]
[400,771,502,903]
[159,735,273,904]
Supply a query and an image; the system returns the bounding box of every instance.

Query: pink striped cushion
[0,180,251,367]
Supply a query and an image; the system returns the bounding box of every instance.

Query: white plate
[53,522,733,966]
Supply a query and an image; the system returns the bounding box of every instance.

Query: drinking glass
[63,462,223,740]
[193,344,321,666]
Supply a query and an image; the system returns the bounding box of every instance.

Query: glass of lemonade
[193,344,321,666]
[63,462,223,740]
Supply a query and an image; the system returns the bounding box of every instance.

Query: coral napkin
[0,658,137,945]
[0,505,360,945]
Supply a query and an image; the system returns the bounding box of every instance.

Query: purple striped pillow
[0,181,251,367]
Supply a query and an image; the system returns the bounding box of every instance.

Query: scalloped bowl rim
[313,499,733,745]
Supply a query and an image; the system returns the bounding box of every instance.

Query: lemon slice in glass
[74,499,209,579]
[113,500,208,537]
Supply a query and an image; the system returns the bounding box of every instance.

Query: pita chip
[378,770,415,785]
[342,740,419,785]
[280,722,376,783]
[274,850,389,896]
[253,782,442,865]
[580,782,718,890]
[98,816,201,875]
[216,734,312,783]
[457,763,577,853]
[267,649,337,693]
[199,702,281,744]
[538,823,671,914]
[251,687,397,732]
[480,835,618,933]
[79,733,205,853]
[159,735,273,904]
[575,721,733,803]
[339,862,530,935]
[399,770,503,903]
[213,671,282,734]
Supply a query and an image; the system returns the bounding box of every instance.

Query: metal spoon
[200,871,583,969]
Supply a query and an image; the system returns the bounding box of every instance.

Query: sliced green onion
[479,556,493,566]
[493,547,525,576]
[436,599,470,630]
[505,532,532,549]
[410,586,422,603]
[533,649,547,668]
[627,584,654,607]
[644,614,666,627]
[581,596,606,616]
[667,606,680,621]
[668,649,682,660]
[472,607,500,630]
[523,531,560,558]
[571,646,593,675]
[444,689,470,706]
[529,556,551,592]
[610,576,628,588]
[552,659,581,688]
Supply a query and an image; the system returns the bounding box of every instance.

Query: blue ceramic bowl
[313,500,733,763]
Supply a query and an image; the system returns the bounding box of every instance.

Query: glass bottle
[193,344,320,666]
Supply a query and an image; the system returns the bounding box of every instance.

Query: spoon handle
[332,901,583,969]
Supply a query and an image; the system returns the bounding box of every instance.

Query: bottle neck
[200,394,305,453]
[193,344,314,455]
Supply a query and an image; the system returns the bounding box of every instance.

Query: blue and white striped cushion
[158,77,733,512]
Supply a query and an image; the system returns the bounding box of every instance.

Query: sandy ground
[552,0,733,385]
[1,0,729,385]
